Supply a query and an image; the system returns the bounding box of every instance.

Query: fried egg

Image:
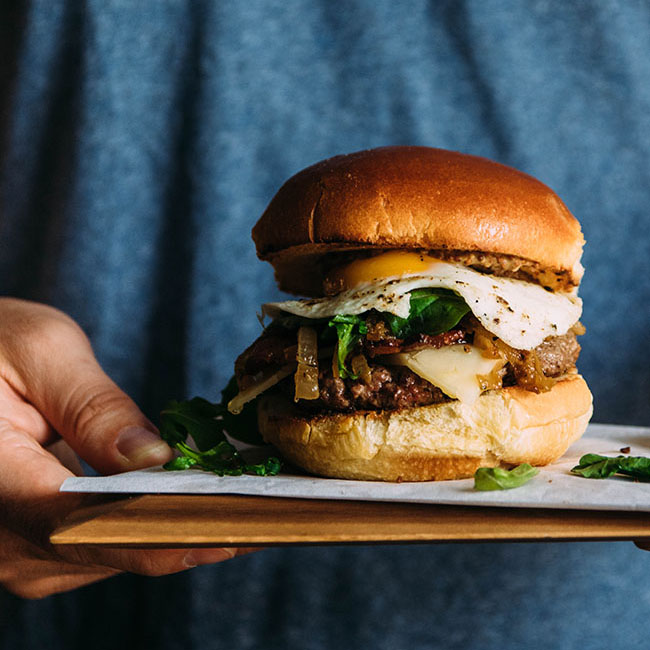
[262,253,582,350]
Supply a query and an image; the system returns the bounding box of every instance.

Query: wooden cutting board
[50,494,650,547]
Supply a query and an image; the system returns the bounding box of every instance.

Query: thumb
[5,306,172,474]
[58,368,172,474]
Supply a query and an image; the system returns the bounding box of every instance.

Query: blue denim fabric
[1,1,650,648]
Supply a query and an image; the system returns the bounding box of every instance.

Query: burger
[227,146,593,482]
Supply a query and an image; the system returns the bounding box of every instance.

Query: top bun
[252,147,585,296]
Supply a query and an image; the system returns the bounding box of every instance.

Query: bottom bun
[257,374,593,481]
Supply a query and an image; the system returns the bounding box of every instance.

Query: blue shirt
[2,2,650,648]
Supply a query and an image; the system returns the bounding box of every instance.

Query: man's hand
[0,298,250,598]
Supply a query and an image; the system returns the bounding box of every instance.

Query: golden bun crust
[257,374,593,482]
[252,147,585,296]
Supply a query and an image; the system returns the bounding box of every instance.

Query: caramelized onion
[332,342,340,379]
[476,368,505,392]
[472,323,556,393]
[571,321,586,336]
[351,354,372,384]
[294,326,319,401]
[228,364,296,414]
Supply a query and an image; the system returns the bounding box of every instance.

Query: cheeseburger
[228,146,593,481]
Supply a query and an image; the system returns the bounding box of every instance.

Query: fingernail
[115,426,172,466]
[183,548,237,568]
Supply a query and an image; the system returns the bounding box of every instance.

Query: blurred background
[1,2,650,649]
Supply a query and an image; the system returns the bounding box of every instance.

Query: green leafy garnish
[163,456,198,471]
[571,454,650,480]
[473,463,540,490]
[328,314,368,378]
[325,290,469,378]
[384,289,470,339]
[159,397,226,451]
[159,390,281,477]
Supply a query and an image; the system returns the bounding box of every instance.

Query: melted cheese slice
[263,258,582,350]
[387,345,506,404]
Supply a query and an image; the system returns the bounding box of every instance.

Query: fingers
[46,439,84,475]
[56,546,246,577]
[5,547,257,599]
[0,423,257,597]
[0,419,79,542]
[0,300,255,598]
[0,525,118,599]
[0,375,55,445]
[0,300,172,474]
[5,570,118,600]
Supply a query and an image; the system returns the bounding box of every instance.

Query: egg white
[262,260,582,350]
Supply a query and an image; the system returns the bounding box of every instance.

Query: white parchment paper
[60,423,650,512]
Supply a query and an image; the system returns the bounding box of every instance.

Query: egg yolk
[325,251,440,291]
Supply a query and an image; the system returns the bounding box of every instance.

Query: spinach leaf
[159,397,220,450]
[324,290,468,378]
[159,390,281,476]
[384,289,470,339]
[571,454,650,480]
[474,463,539,490]
[163,456,198,471]
[328,314,368,378]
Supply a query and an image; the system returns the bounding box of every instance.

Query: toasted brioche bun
[252,147,585,296]
[257,374,592,482]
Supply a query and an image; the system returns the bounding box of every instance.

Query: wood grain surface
[50,494,650,547]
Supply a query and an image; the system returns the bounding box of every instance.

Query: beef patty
[301,331,579,412]
[235,325,581,413]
